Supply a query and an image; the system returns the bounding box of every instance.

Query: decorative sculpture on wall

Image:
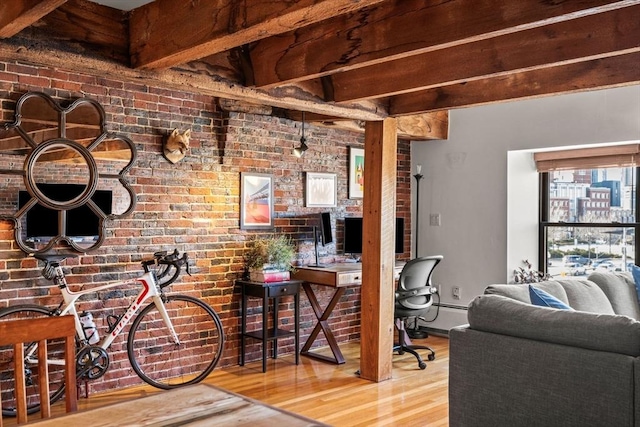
[0,92,137,254]
[163,129,190,163]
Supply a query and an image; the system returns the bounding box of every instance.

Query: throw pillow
[528,285,573,310]
[630,264,640,301]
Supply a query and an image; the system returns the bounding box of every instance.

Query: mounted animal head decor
[163,128,191,164]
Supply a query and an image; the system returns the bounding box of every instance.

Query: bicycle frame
[25,264,180,366]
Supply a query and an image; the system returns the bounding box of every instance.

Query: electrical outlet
[435,284,441,294]
[452,286,461,300]
[429,213,441,226]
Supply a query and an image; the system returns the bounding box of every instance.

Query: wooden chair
[0,315,77,425]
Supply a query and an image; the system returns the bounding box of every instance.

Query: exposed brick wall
[0,60,412,394]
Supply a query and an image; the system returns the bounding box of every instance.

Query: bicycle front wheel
[0,305,67,417]
[127,295,224,389]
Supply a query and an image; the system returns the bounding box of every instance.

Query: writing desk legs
[301,283,346,364]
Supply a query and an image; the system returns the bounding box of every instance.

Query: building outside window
[540,165,639,278]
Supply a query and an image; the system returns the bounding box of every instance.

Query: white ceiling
[88,0,155,11]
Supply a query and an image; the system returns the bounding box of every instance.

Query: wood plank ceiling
[0,0,639,140]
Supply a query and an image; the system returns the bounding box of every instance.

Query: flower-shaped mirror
[0,92,136,254]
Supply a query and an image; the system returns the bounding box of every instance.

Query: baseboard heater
[421,303,469,337]
[434,302,469,310]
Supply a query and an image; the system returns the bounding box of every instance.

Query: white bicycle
[0,249,224,417]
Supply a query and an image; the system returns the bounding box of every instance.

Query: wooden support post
[359,118,397,382]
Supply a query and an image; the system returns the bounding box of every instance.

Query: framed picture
[240,172,274,229]
[349,147,365,199]
[306,172,337,207]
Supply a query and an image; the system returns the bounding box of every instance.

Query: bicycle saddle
[33,252,79,263]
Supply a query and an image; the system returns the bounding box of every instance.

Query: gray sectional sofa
[449,271,640,427]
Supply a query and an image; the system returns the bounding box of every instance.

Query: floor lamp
[413,164,423,257]
[409,164,427,339]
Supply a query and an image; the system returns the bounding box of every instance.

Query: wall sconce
[293,112,308,157]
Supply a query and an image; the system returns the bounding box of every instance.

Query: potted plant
[244,235,296,282]
[513,259,551,284]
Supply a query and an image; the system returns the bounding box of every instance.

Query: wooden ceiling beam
[250,0,640,88]
[39,0,129,62]
[330,4,640,103]
[129,0,386,70]
[0,0,68,38]
[389,52,640,115]
[0,38,386,121]
[301,113,449,140]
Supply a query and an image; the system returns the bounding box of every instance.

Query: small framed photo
[349,147,365,199]
[240,172,274,229]
[306,172,337,207]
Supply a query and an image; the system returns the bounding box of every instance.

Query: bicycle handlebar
[36,249,191,288]
[142,249,191,288]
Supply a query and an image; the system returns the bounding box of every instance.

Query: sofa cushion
[485,281,569,304]
[467,294,640,357]
[529,285,573,310]
[588,271,640,320]
[555,279,615,314]
[486,279,615,314]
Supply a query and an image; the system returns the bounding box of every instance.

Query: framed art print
[240,172,274,229]
[349,147,365,199]
[306,172,337,207]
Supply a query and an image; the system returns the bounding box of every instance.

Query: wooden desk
[25,383,325,426]
[292,262,404,364]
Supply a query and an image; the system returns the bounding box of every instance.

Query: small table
[238,279,301,372]
[24,383,325,426]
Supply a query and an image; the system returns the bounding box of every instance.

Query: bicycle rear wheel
[0,305,67,417]
[127,295,224,389]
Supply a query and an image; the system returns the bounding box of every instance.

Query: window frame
[538,168,640,272]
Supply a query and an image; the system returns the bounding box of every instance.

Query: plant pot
[249,268,290,283]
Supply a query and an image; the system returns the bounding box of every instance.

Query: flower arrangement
[513,259,552,284]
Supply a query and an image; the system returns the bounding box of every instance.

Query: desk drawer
[268,283,299,297]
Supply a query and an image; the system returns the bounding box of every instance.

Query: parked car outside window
[562,255,590,267]
[565,263,586,276]
[594,261,616,272]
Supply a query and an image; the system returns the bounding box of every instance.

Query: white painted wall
[413,85,640,331]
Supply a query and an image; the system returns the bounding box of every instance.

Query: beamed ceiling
[1,0,639,140]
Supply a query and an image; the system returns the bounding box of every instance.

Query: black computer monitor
[395,217,405,254]
[343,217,363,254]
[309,212,334,267]
[343,216,404,255]
[319,212,333,245]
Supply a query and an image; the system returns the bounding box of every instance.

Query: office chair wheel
[419,362,427,370]
[428,354,435,361]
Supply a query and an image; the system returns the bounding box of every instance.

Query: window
[540,166,639,277]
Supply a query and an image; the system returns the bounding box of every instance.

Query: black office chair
[393,255,443,370]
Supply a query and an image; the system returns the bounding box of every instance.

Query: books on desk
[249,270,291,283]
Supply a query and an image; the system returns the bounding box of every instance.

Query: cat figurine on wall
[163,129,191,164]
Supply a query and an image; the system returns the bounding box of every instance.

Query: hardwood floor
[8,336,449,426]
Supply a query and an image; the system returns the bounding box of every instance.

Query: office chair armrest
[395,287,438,299]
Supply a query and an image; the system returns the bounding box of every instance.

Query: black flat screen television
[343,217,404,255]
[19,184,113,238]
